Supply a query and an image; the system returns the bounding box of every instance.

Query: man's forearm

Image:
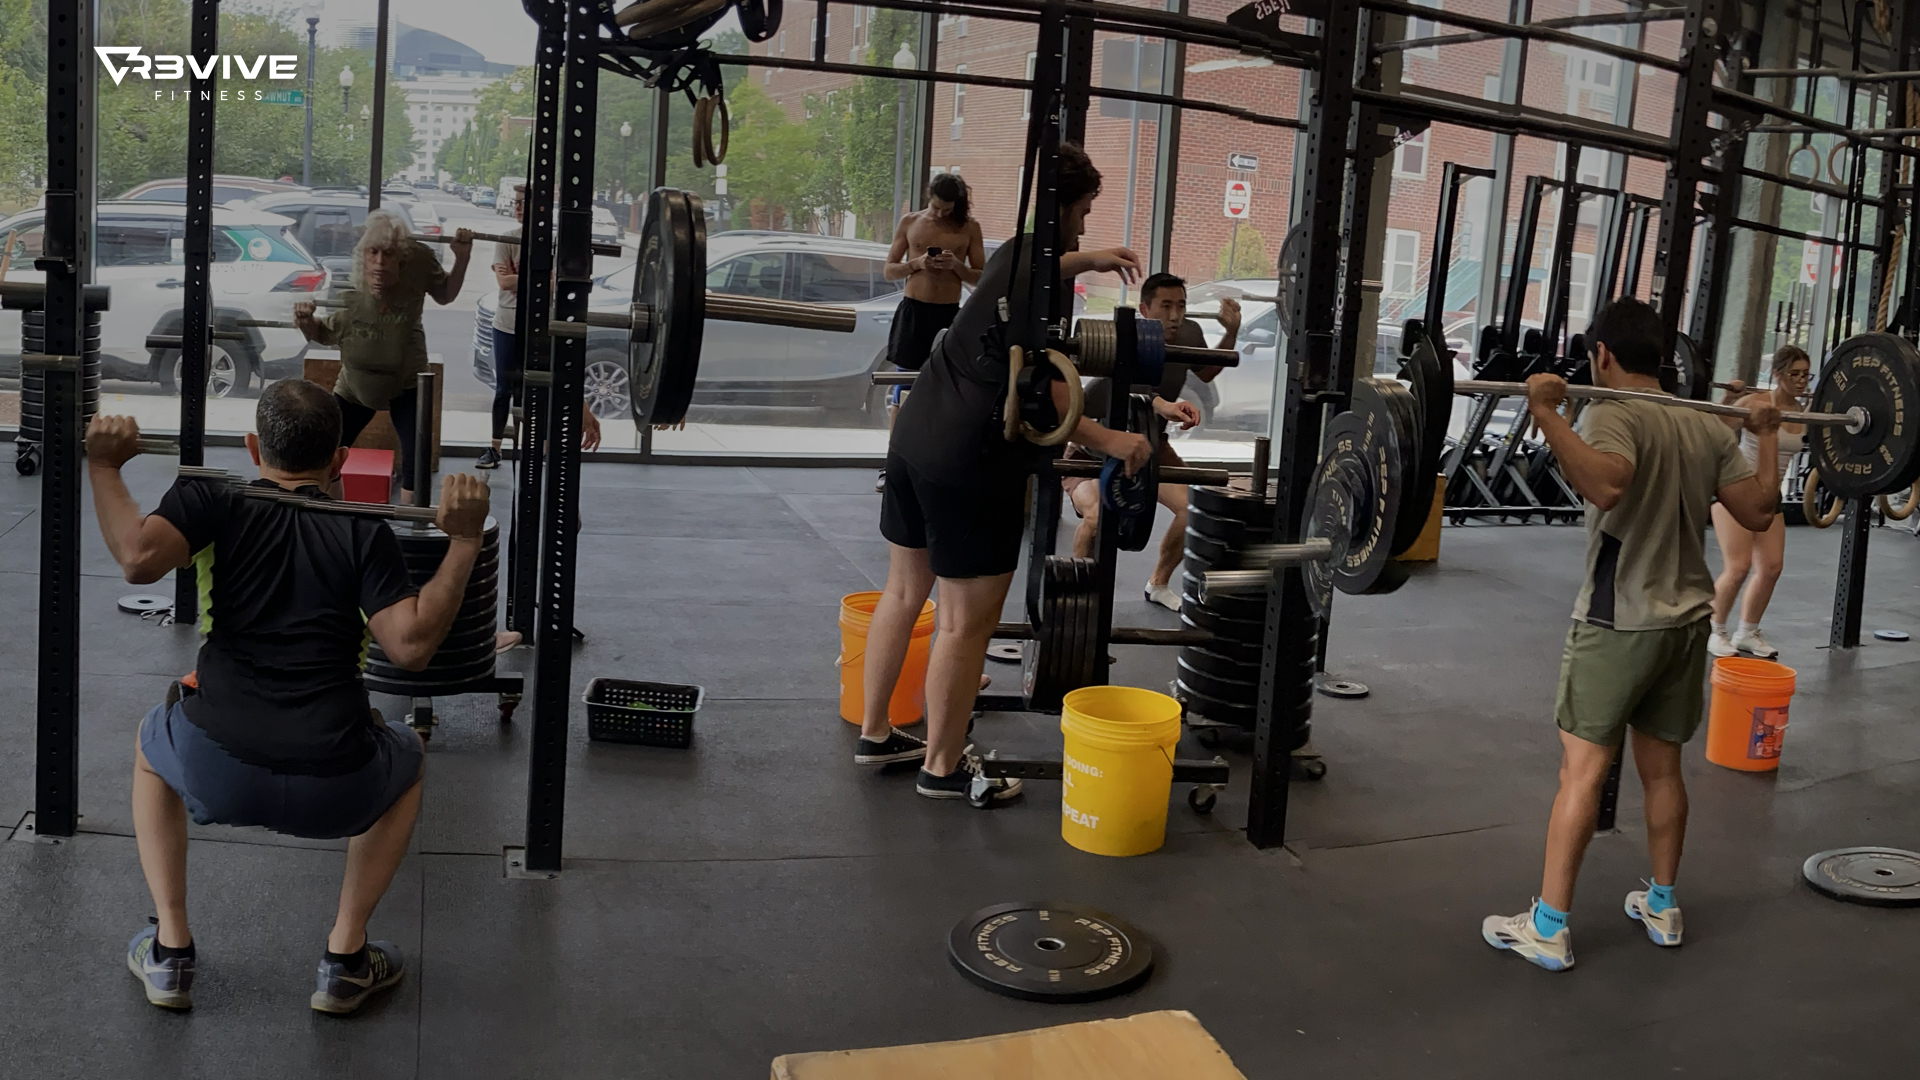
[883,261,912,281]
[89,464,149,570]
[957,264,981,285]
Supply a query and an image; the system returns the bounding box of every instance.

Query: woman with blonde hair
[293,209,474,503]
[1708,344,1812,659]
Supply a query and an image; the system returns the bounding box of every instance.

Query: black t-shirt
[155,478,419,776]
[890,237,1045,488]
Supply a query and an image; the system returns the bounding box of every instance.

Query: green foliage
[1217,223,1270,280]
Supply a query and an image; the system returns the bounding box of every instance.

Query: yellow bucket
[837,592,936,726]
[1058,686,1183,857]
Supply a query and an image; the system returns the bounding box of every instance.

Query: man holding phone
[878,173,986,491]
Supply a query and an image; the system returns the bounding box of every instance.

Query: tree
[1217,224,1270,281]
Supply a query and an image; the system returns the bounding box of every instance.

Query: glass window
[794,253,878,302]
[213,226,312,263]
[951,65,966,140]
[2,221,44,261]
[97,218,178,266]
[309,209,360,258]
[1384,228,1421,299]
[1567,252,1594,324]
[707,252,787,299]
[1394,129,1428,178]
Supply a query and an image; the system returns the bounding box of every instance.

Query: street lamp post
[303,17,318,185]
[891,43,915,230]
[339,64,354,117]
[619,120,635,231]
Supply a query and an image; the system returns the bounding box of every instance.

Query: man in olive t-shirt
[1480,299,1782,973]
[294,209,472,501]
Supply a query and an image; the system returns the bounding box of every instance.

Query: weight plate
[1172,678,1256,727]
[1360,377,1427,557]
[1672,331,1712,401]
[628,188,704,426]
[1179,611,1262,661]
[1187,484,1273,522]
[1801,846,1920,906]
[1178,644,1261,683]
[1316,677,1371,699]
[947,901,1153,1003]
[986,642,1022,662]
[1069,558,1097,694]
[116,593,172,615]
[1809,332,1920,500]
[1400,329,1449,547]
[1872,629,1910,642]
[1181,526,1231,565]
[1304,398,1413,618]
[1274,224,1307,336]
[1180,581,1267,627]
[1175,654,1258,704]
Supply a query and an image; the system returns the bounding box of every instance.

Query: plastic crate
[584,678,704,747]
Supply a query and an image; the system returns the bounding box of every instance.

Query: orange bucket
[837,592,935,726]
[1704,657,1796,772]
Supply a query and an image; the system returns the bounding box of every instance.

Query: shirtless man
[877,173,987,491]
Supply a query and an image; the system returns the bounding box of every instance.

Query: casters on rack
[1187,785,1220,815]
[15,445,39,476]
[498,691,521,723]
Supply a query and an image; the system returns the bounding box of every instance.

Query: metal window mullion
[1147,2,1185,274]
[175,0,217,624]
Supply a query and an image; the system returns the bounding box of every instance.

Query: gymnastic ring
[1803,468,1843,528]
[1878,479,1920,520]
[707,96,730,165]
[1786,142,1819,181]
[1828,142,1852,187]
[1003,347,1083,446]
[692,96,711,168]
[617,0,727,40]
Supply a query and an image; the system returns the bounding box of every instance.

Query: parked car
[592,205,621,245]
[414,179,437,190]
[472,187,496,209]
[232,190,420,291]
[378,187,442,235]
[0,201,325,396]
[118,174,305,205]
[1183,279,1281,435]
[474,232,902,422]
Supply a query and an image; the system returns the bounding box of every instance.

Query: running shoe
[1624,887,1684,947]
[1731,627,1778,659]
[916,750,1021,803]
[1707,631,1737,658]
[1144,582,1181,612]
[475,447,502,470]
[1481,901,1575,972]
[875,469,887,493]
[311,941,406,1015]
[855,727,927,765]
[126,923,194,1010]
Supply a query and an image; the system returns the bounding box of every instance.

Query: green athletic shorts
[1554,619,1710,748]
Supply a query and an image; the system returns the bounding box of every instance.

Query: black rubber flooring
[3,449,1918,1077]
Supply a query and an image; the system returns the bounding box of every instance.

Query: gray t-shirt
[1571,396,1752,630]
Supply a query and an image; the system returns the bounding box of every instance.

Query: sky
[285,0,539,67]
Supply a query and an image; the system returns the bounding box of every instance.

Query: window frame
[1392,129,1429,180]
[1383,228,1421,299]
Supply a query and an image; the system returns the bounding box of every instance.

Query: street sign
[1800,239,1841,286]
[1223,180,1251,220]
[259,89,304,105]
[1227,152,1258,172]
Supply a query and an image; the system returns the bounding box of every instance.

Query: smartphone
[925,246,944,257]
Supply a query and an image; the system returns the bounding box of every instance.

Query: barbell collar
[705,292,857,332]
[178,465,440,523]
[1455,379,1867,434]
[1050,458,1233,486]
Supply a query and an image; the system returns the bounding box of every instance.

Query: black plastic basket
[584,678,704,747]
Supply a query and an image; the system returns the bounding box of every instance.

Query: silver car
[475,232,901,422]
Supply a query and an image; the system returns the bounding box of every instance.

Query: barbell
[178,465,442,524]
[414,229,624,259]
[1199,330,1920,620]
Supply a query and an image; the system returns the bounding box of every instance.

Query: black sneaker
[855,727,927,765]
[310,941,405,1015]
[916,751,1022,803]
[475,447,502,470]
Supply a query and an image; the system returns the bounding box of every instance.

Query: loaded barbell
[177,464,443,524]
[414,228,624,259]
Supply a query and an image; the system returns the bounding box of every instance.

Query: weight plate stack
[1177,485,1274,727]
[18,311,103,447]
[364,518,503,696]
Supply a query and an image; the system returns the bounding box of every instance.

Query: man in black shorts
[877,172,987,491]
[855,143,1151,802]
[88,381,489,1015]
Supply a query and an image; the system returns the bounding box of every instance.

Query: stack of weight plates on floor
[364,517,503,699]
[1174,485,1274,728]
[17,310,103,475]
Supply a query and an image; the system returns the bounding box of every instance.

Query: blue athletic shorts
[138,698,423,841]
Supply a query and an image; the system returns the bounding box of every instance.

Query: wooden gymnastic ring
[692,95,712,168]
[1828,142,1852,187]
[1803,468,1843,528]
[1878,479,1920,520]
[1003,346,1082,446]
[1786,142,1819,181]
[706,96,730,165]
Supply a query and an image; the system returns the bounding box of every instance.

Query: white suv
[0,202,326,396]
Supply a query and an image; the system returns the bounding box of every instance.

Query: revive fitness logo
[94,47,299,99]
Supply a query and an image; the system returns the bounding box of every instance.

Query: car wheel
[583,357,632,420]
[162,344,250,399]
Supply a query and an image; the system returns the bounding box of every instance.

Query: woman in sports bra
[1707,345,1811,660]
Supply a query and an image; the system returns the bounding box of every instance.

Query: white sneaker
[1143,582,1181,612]
[1624,888,1684,947]
[1707,631,1736,658]
[1481,901,1575,972]
[1731,627,1778,659]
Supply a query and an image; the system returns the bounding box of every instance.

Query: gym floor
[2,449,1917,1078]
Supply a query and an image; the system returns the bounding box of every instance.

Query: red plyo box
[340,448,393,505]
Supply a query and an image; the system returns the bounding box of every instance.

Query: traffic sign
[1228,152,1258,172]
[259,89,305,105]
[1223,180,1251,220]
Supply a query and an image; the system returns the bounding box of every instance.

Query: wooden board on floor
[301,357,443,473]
[769,1010,1247,1080]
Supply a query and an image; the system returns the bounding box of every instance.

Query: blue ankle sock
[1646,882,1676,914]
[1531,899,1568,938]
